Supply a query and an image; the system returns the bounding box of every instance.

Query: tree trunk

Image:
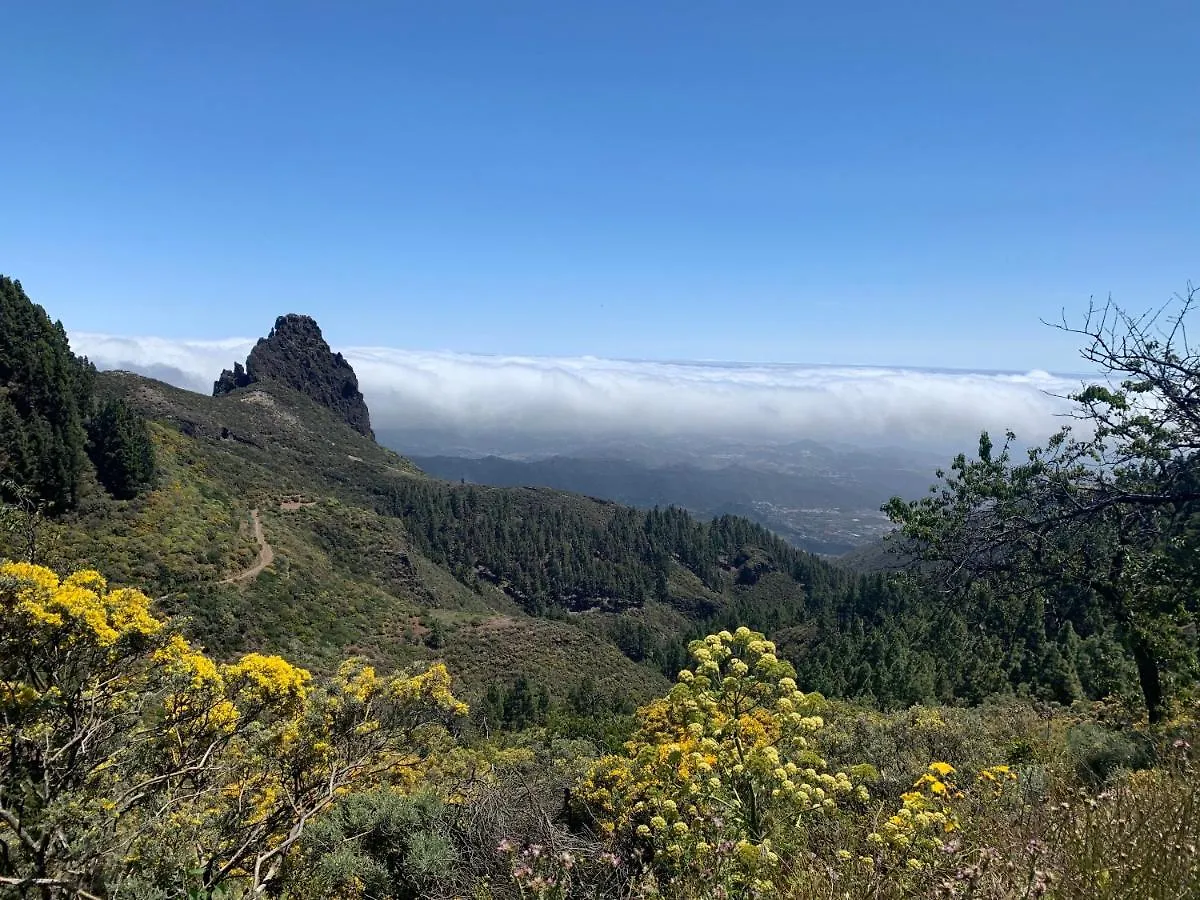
[1129,631,1164,725]
[1092,572,1164,725]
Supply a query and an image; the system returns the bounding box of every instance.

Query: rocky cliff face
[213,314,374,439]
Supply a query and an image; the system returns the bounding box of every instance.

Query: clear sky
[2,1,1196,371]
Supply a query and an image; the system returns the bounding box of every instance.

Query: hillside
[35,371,670,705]
[21,363,1141,714]
[0,290,1161,718]
[5,291,1198,899]
[15,345,893,708]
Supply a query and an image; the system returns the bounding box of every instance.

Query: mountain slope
[28,369,862,707]
[1,287,1148,717]
[11,365,1140,714]
[406,451,928,554]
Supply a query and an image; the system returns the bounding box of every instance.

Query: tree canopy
[0,277,93,510]
[886,287,1200,723]
[0,276,156,510]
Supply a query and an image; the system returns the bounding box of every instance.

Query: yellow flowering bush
[225,651,313,713]
[576,627,867,893]
[0,562,469,898]
[859,760,1021,885]
[867,762,961,868]
[2,561,162,648]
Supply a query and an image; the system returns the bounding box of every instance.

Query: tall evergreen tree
[0,276,92,509]
[86,398,157,500]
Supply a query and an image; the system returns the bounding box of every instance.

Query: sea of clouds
[71,332,1085,452]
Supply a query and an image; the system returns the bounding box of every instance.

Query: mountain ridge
[214,313,374,438]
[1,295,1146,717]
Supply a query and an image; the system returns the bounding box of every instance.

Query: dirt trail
[220,509,275,584]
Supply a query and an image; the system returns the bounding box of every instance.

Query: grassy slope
[19,371,856,706]
[12,372,671,702]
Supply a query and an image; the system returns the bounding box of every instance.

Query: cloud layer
[72,331,1083,452]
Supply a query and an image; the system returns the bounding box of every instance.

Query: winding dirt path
[220,509,275,584]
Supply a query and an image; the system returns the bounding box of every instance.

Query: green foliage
[1066,722,1154,784]
[281,788,455,900]
[379,479,842,618]
[886,292,1200,723]
[87,397,157,499]
[0,275,93,510]
[476,675,552,732]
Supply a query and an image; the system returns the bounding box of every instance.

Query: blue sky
[3,1,1197,371]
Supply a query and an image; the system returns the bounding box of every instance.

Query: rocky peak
[213,314,374,439]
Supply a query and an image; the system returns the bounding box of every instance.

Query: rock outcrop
[213,314,374,439]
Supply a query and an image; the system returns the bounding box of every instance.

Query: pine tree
[0,276,92,509]
[87,398,157,500]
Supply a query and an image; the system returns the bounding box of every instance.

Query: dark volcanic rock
[213,314,374,439]
[213,361,253,395]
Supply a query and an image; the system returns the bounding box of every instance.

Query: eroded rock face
[213,314,374,439]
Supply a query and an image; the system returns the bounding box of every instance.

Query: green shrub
[1067,722,1154,784]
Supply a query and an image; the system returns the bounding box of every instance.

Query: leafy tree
[503,675,539,731]
[86,398,157,500]
[886,289,1200,723]
[0,276,92,510]
[425,615,445,650]
[0,561,467,898]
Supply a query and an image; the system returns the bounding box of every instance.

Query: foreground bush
[0,561,466,898]
[566,629,1198,900]
[575,627,868,894]
[3,580,1196,900]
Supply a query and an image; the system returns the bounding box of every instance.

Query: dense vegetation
[2,564,1196,898]
[887,292,1200,724]
[0,275,156,510]
[0,277,94,509]
[374,476,1145,713]
[86,398,157,500]
[407,449,933,555]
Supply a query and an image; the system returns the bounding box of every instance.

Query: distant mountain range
[401,442,940,555]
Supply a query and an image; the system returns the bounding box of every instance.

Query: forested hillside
[0,277,1168,716]
[0,275,155,510]
[406,451,927,554]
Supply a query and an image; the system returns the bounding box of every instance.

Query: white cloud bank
[71,331,1084,451]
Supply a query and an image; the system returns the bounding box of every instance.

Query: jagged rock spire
[214,314,374,439]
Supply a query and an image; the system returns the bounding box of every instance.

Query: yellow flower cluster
[3,560,474,897]
[577,628,867,890]
[1,561,162,650]
[155,633,222,689]
[867,763,960,869]
[224,652,312,712]
[153,635,244,740]
[387,662,470,717]
[977,763,1018,797]
[0,680,40,708]
[338,659,380,703]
